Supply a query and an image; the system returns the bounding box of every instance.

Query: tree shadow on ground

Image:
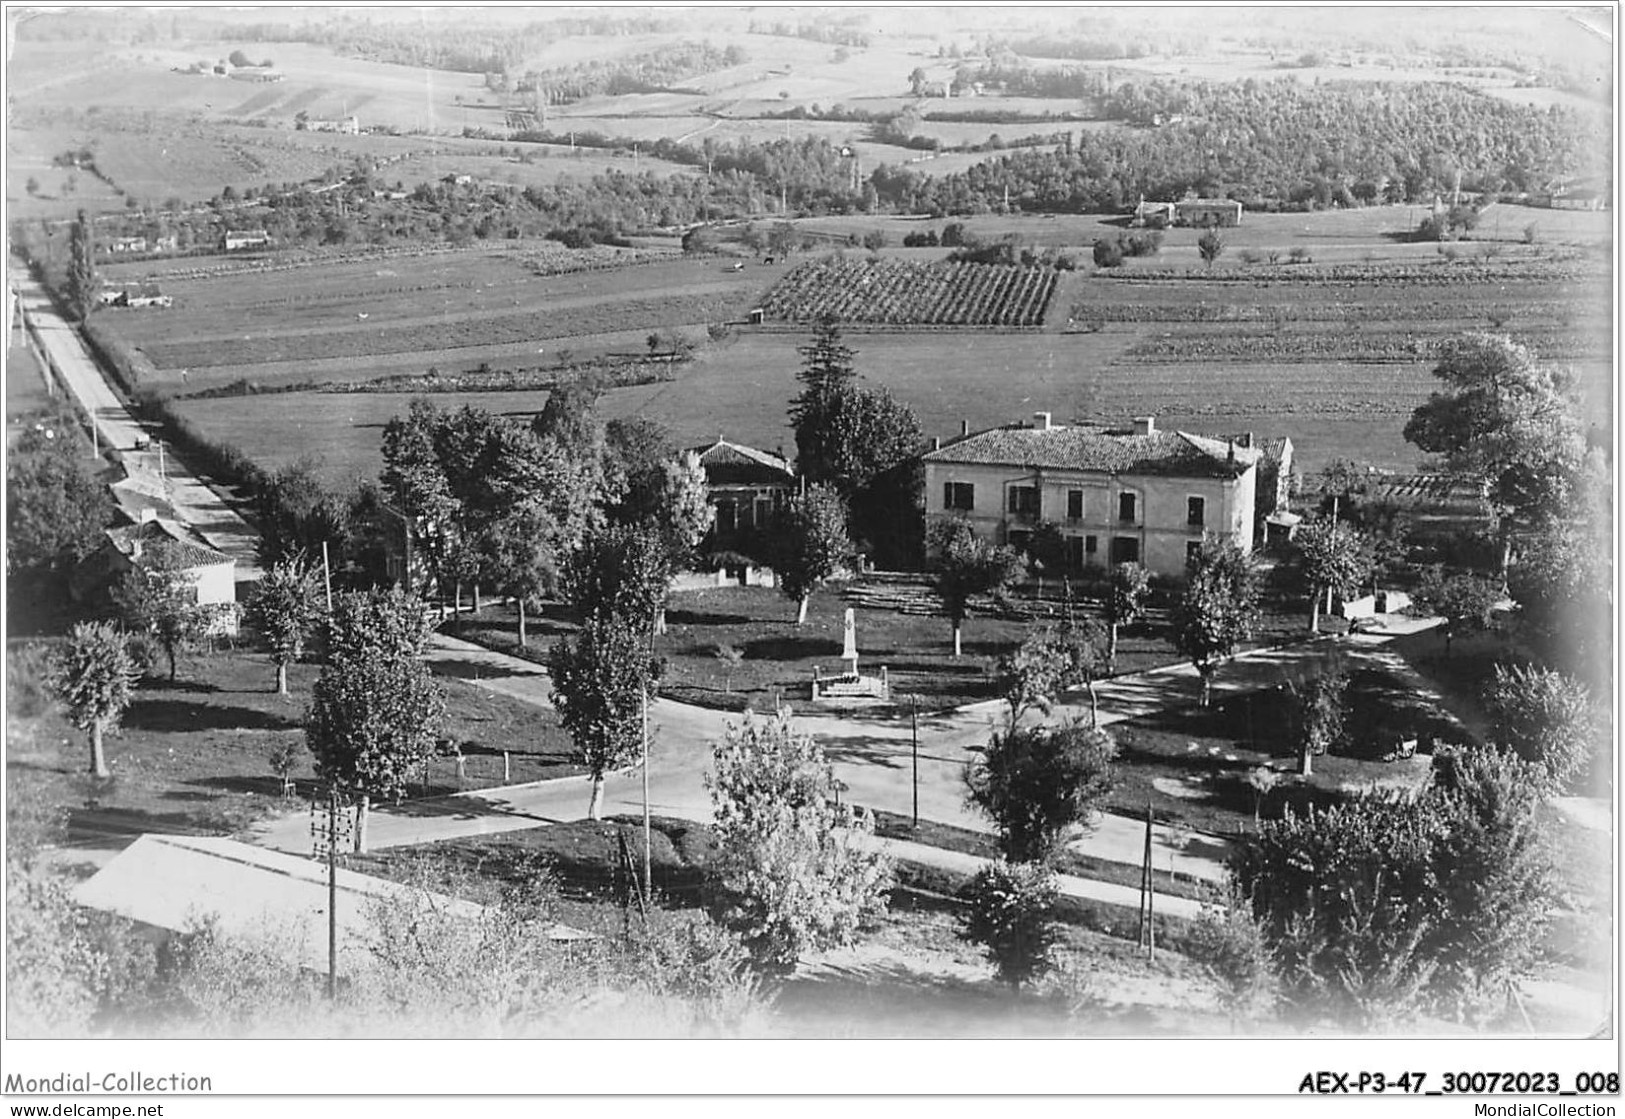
[665,608,754,627]
[743,635,841,660]
[137,679,221,695]
[123,699,300,733]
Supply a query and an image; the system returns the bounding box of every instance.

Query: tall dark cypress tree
[67,209,97,323]
[788,313,858,482]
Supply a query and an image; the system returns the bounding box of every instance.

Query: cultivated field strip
[140,291,743,369]
[761,259,1059,327]
[1124,325,1609,364]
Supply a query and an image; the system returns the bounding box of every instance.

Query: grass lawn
[5,642,580,849]
[866,809,1210,904]
[349,814,717,933]
[360,821,1234,1036]
[445,578,1311,716]
[1104,663,1452,838]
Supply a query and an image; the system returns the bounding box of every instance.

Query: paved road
[10,266,262,580]
[250,620,1449,905]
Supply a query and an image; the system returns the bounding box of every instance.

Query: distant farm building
[298,115,360,134]
[97,283,171,309]
[505,109,540,130]
[109,235,148,254]
[223,229,271,251]
[1551,189,1604,211]
[1132,198,1177,226]
[228,67,283,82]
[1174,198,1243,227]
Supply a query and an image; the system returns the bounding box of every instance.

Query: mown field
[144,203,1611,489]
[101,248,782,390]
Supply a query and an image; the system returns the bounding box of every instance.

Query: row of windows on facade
[943,482,1206,527]
[1000,530,1205,569]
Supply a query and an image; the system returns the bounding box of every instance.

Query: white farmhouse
[921,414,1268,578]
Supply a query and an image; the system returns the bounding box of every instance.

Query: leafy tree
[1000,610,1107,725]
[306,589,444,851]
[1235,744,1555,1029]
[67,209,97,322]
[773,483,851,625]
[1293,519,1375,632]
[48,621,140,778]
[1234,790,1443,1029]
[227,49,251,67]
[1197,227,1224,267]
[603,417,677,525]
[562,522,672,631]
[1092,238,1125,267]
[657,451,715,571]
[966,719,1116,864]
[110,540,207,682]
[930,517,1021,657]
[1104,561,1151,670]
[1402,334,1587,565]
[255,458,350,569]
[1423,746,1555,1023]
[959,861,1060,991]
[1507,521,1611,687]
[322,584,434,663]
[6,414,112,576]
[1289,661,1348,777]
[1105,561,1157,669]
[548,611,659,820]
[706,709,892,974]
[1482,663,1595,790]
[380,397,459,598]
[1412,566,1500,657]
[242,557,322,695]
[790,319,922,496]
[1187,878,1278,1031]
[1172,541,1260,705]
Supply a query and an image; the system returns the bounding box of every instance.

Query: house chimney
[1239,432,1253,449]
[1227,441,1236,466]
[1133,416,1156,435]
[1034,411,1052,430]
[931,436,941,451]
[960,419,970,437]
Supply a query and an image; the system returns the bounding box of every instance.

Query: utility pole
[642,619,654,909]
[910,693,919,829]
[1138,801,1155,960]
[322,540,334,613]
[311,786,352,999]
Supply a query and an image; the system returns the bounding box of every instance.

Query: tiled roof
[1261,436,1292,464]
[923,425,1261,478]
[106,519,233,570]
[689,439,795,484]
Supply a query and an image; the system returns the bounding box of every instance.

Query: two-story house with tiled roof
[689,439,797,549]
[921,414,1263,578]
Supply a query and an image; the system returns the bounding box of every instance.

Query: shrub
[1234,791,1442,1029]
[1187,879,1278,1030]
[1481,663,1594,790]
[1092,238,1124,268]
[965,719,1116,864]
[959,861,1060,990]
[706,710,892,974]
